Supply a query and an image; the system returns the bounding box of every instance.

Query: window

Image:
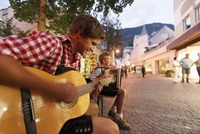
[195,6,200,23]
[161,33,169,41]
[183,16,191,31]
[2,9,8,21]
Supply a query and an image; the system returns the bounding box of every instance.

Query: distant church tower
[141,25,148,35]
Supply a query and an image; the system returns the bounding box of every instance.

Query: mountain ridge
[119,22,174,46]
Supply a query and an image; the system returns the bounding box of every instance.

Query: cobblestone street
[102,73,200,134]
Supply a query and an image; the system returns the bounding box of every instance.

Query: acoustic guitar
[0,67,114,134]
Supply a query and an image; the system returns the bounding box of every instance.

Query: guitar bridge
[22,98,35,123]
[21,88,37,134]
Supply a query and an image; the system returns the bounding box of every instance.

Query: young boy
[89,51,131,130]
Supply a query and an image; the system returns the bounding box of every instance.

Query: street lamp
[111,48,120,66]
[115,49,120,54]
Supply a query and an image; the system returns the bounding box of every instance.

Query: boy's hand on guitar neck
[90,82,103,99]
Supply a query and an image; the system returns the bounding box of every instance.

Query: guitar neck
[77,78,111,97]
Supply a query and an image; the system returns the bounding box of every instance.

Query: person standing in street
[141,65,146,78]
[173,57,181,83]
[194,52,200,84]
[179,53,194,83]
[135,65,141,78]
[124,65,128,78]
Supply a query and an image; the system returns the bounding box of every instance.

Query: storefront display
[80,53,98,78]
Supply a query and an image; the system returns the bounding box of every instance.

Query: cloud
[118,0,174,28]
[0,0,10,9]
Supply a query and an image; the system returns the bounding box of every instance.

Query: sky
[0,0,174,28]
[116,0,174,28]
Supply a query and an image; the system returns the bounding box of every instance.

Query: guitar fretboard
[77,77,112,97]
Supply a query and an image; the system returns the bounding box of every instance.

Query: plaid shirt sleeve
[0,31,63,74]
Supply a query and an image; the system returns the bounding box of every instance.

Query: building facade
[167,0,200,78]
[129,0,200,78]
[130,25,175,75]
[0,7,37,33]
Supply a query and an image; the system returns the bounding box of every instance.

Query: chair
[97,68,122,116]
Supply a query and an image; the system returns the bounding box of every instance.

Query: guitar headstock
[107,75,116,83]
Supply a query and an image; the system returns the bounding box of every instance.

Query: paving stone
[102,73,200,134]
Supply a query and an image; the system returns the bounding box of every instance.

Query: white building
[130,26,149,65]
[150,26,175,46]
[130,25,175,75]
[122,46,133,66]
[0,6,37,33]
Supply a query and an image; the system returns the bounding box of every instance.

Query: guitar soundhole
[60,99,78,108]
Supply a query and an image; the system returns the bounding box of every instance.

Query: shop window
[1,9,8,21]
[158,58,169,74]
[82,53,97,78]
[161,33,169,42]
[195,6,200,23]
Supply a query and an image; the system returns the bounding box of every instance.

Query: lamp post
[111,48,120,66]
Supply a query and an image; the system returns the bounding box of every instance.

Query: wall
[173,0,200,38]
[0,7,38,33]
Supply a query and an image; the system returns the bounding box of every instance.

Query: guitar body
[0,67,89,134]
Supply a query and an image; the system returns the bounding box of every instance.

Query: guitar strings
[19,77,113,120]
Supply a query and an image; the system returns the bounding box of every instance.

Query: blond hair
[99,51,111,64]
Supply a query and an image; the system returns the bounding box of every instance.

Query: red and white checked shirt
[0,31,82,74]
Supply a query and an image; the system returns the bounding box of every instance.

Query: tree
[100,15,123,58]
[0,18,30,37]
[9,0,134,34]
[0,18,13,36]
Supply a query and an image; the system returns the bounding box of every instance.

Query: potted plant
[165,70,174,77]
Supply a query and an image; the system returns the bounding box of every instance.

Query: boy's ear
[77,31,82,39]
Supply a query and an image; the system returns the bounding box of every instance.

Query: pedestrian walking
[194,52,200,84]
[121,65,125,77]
[124,65,128,78]
[135,65,141,78]
[173,57,181,83]
[141,65,146,78]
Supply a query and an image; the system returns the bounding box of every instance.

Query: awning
[167,23,200,50]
